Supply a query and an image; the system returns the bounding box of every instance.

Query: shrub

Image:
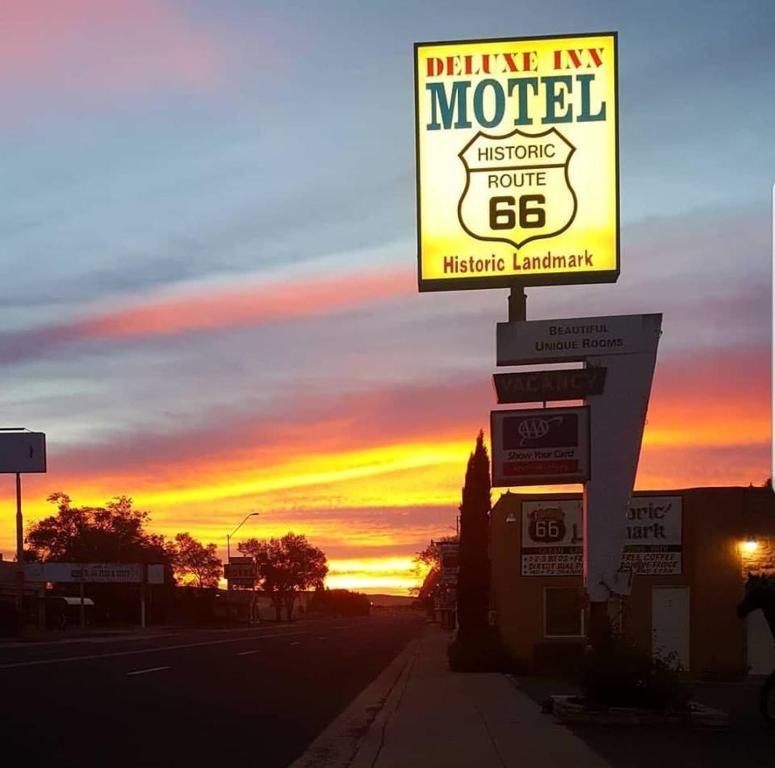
[581,633,690,711]
[448,627,528,673]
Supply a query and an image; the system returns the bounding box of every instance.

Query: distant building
[490,486,775,677]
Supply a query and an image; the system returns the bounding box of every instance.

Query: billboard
[0,430,46,473]
[437,539,459,585]
[415,33,618,291]
[520,497,682,576]
[24,563,165,584]
[521,499,583,576]
[491,406,589,486]
[224,562,257,581]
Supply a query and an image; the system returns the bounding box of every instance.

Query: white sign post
[495,314,662,639]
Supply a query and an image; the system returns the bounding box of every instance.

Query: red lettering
[567,49,584,69]
[426,57,443,77]
[502,52,520,73]
[588,47,604,67]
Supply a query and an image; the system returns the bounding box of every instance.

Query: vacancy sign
[415,33,618,291]
[491,406,589,486]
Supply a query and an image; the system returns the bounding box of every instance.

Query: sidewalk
[293,625,610,768]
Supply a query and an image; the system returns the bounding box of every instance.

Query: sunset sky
[0,1,772,593]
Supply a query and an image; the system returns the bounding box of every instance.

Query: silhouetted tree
[26,493,170,565]
[309,588,370,616]
[411,542,440,594]
[456,431,491,638]
[170,532,222,588]
[411,542,441,615]
[25,493,175,624]
[238,533,327,620]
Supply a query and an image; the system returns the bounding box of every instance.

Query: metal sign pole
[140,564,147,629]
[15,472,24,614]
[508,286,527,323]
[79,579,86,629]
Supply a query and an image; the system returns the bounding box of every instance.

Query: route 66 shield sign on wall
[415,33,618,291]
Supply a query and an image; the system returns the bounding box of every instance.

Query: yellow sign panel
[415,33,618,291]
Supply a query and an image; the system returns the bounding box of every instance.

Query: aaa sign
[415,33,618,291]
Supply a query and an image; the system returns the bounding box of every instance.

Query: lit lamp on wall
[741,538,759,554]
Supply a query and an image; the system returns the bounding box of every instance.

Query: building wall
[490,486,775,677]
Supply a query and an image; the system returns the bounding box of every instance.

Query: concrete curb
[349,639,418,768]
[288,635,422,768]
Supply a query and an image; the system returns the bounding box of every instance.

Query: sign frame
[491,405,590,487]
[414,31,620,292]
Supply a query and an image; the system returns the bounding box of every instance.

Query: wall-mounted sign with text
[520,496,683,576]
[415,32,618,291]
[491,406,590,486]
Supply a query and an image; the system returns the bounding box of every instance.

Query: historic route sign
[520,496,682,576]
[415,33,618,291]
[491,406,589,486]
[493,367,606,403]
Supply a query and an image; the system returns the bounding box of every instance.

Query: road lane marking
[0,629,310,670]
[127,666,170,676]
[237,650,259,656]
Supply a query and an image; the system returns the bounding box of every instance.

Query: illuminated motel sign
[415,33,618,291]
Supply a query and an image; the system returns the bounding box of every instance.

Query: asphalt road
[0,613,424,768]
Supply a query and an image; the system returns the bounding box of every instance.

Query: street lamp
[226,511,259,561]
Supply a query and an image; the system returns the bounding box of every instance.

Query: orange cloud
[0,348,768,594]
[0,266,414,364]
[76,266,414,339]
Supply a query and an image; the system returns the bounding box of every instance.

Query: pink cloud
[77,267,414,339]
[0,265,415,363]
[0,0,224,100]
[25,344,772,499]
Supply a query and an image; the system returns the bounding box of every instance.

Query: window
[544,588,585,637]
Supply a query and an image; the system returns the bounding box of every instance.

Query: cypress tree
[456,430,491,638]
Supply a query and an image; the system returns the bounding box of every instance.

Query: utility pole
[226,511,259,561]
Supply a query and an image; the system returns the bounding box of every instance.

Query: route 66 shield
[458,128,577,250]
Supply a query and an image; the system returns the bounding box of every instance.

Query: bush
[448,627,528,673]
[308,589,371,617]
[0,600,19,637]
[581,634,690,711]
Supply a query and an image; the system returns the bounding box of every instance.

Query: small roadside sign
[493,367,606,403]
[491,406,589,486]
